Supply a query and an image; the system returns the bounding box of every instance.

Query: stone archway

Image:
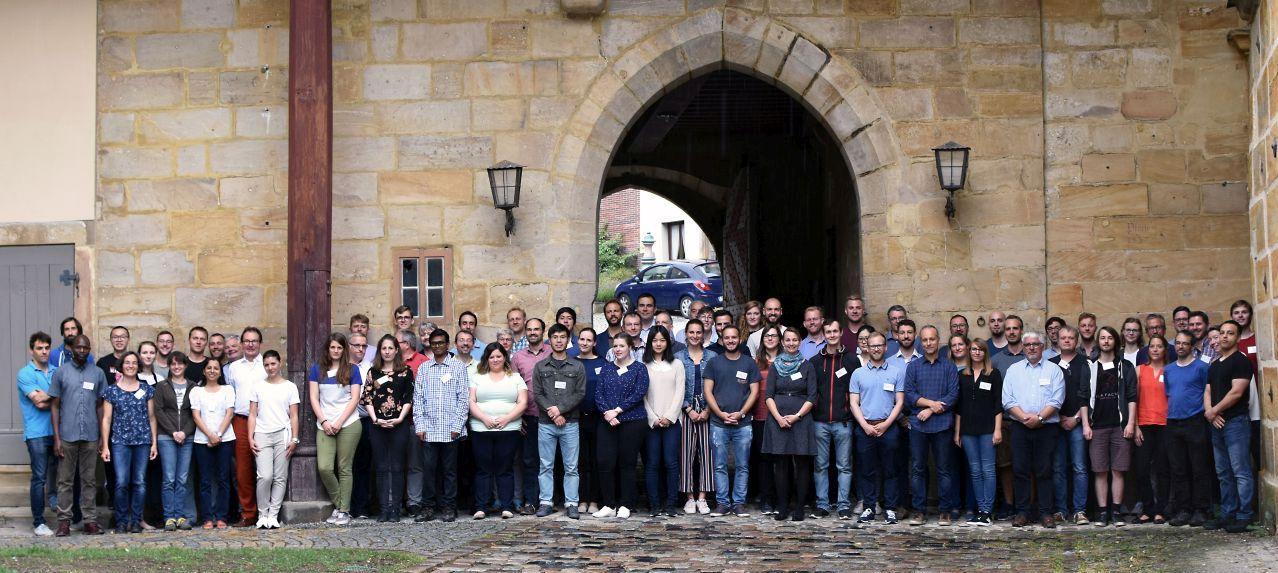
[549,7,914,316]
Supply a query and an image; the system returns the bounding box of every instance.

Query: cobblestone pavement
[2,513,1276,572]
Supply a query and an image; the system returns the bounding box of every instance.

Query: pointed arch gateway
[552,7,914,316]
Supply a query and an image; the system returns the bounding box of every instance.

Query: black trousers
[1010,423,1056,518]
[597,419,648,509]
[368,422,410,517]
[350,417,375,517]
[579,410,600,505]
[773,454,813,515]
[1132,424,1169,516]
[1165,417,1212,514]
[750,420,775,506]
[421,439,459,511]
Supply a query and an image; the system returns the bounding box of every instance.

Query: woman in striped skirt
[675,320,716,514]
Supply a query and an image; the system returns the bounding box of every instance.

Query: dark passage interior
[603,69,860,317]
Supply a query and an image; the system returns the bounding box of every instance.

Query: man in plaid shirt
[413,329,470,523]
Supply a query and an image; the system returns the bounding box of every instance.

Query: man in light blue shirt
[1001,331,1064,528]
[799,306,827,360]
[17,332,55,536]
[849,332,905,525]
[886,320,920,372]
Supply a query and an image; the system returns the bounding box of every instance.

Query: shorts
[995,425,1013,468]
[1088,426,1132,472]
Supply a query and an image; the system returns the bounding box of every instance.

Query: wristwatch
[291,438,300,445]
[1036,415,1045,425]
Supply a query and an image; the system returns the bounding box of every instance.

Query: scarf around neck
[774,351,805,378]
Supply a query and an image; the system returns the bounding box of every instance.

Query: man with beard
[50,318,93,370]
[599,299,625,352]
[986,311,1007,357]
[1189,311,1215,362]
[885,305,908,356]
[992,316,1027,377]
[155,331,175,371]
[838,296,868,351]
[746,298,787,355]
[941,314,969,360]
[1077,313,1100,360]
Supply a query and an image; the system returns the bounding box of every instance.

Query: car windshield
[697,262,721,277]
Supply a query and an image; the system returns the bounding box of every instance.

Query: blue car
[614,260,723,318]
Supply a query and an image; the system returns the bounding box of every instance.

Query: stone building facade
[0,0,1267,517]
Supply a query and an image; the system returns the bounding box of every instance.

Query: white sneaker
[473,511,486,520]
[696,499,711,514]
[333,512,351,526]
[592,506,616,518]
[325,509,340,524]
[33,524,53,537]
[683,499,697,514]
[616,506,631,519]
[256,517,268,529]
[501,510,514,519]
[269,517,282,529]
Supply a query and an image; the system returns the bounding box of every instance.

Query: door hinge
[59,269,80,296]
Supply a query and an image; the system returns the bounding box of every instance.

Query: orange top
[1135,364,1168,426]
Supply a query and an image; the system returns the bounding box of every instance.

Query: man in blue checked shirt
[902,325,959,526]
[1001,331,1065,529]
[413,329,471,523]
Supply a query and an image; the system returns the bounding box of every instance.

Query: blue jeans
[537,421,580,506]
[960,434,997,514]
[1211,415,1255,522]
[854,424,899,510]
[909,429,956,513]
[157,436,193,521]
[26,436,52,527]
[710,423,751,508]
[1053,423,1089,515]
[193,442,233,523]
[813,421,852,511]
[644,422,681,508]
[111,443,150,526]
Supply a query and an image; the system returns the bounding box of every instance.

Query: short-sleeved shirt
[470,372,527,433]
[703,354,762,426]
[48,359,106,442]
[850,361,904,421]
[16,361,54,440]
[251,380,301,435]
[1164,359,1209,420]
[189,385,237,444]
[103,383,154,446]
[1208,352,1252,420]
[308,364,363,430]
[185,356,210,386]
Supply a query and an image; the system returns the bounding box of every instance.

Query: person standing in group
[642,326,685,518]
[309,333,364,526]
[1205,321,1255,533]
[397,328,428,517]
[954,339,1002,526]
[346,333,374,521]
[1086,326,1138,527]
[97,326,130,384]
[737,300,763,354]
[455,311,487,361]
[1132,336,1170,524]
[1044,317,1066,360]
[593,334,651,519]
[763,329,818,522]
[185,327,210,386]
[676,320,716,515]
[532,324,588,519]
[809,319,859,520]
[154,356,198,531]
[947,335,970,372]
[48,334,105,537]
[50,318,94,370]
[137,340,165,530]
[751,325,782,515]
[554,307,580,355]
[1049,326,1091,526]
[414,330,471,523]
[495,329,515,354]
[99,352,157,534]
[137,342,165,385]
[1164,331,1212,527]
[837,296,868,351]
[1002,332,1065,529]
[17,332,56,536]
[903,326,959,526]
[225,327,266,528]
[747,298,787,356]
[511,318,551,515]
[1077,313,1100,360]
[469,344,527,519]
[248,350,300,529]
[599,299,625,351]
[362,335,414,523]
[1120,318,1144,367]
[986,312,1008,357]
[799,307,827,360]
[507,308,529,352]
[704,326,762,517]
[849,332,905,525]
[155,331,175,372]
[188,352,235,530]
[575,328,606,514]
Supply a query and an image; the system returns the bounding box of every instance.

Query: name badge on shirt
[1039,378,1050,386]
[594,367,602,375]
[377,375,391,384]
[735,370,747,380]
[1158,374,1164,383]
[979,382,992,391]
[790,372,803,381]
[1249,346,1258,354]
[441,374,452,383]
[617,366,628,376]
[81,381,95,391]
[554,380,567,389]
[835,368,848,378]
[882,382,895,392]
[1100,362,1114,371]
[133,389,146,400]
[1200,355,1211,364]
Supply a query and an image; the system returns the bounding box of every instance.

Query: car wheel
[679,296,694,319]
[617,293,631,312]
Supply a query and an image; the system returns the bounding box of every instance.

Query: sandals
[1138,514,1153,524]
[1153,515,1166,525]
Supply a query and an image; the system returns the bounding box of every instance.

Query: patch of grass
[0,547,423,573]
[596,267,633,302]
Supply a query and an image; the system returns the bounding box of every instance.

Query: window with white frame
[393,247,453,321]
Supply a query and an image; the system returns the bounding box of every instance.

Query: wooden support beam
[286,0,332,502]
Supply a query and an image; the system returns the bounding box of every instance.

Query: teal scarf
[773,351,805,378]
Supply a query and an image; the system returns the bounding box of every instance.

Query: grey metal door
[0,245,75,464]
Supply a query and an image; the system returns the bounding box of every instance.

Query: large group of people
[14,293,1262,537]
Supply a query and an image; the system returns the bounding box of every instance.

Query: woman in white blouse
[188,351,235,530]
[643,326,685,518]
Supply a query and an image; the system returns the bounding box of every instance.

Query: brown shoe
[232,518,256,528]
[55,520,71,537]
[1011,514,1028,527]
[1040,516,1057,529]
[82,522,104,535]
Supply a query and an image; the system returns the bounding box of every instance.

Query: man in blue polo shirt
[849,332,905,525]
[1164,331,1211,527]
[17,332,56,536]
[903,325,959,526]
